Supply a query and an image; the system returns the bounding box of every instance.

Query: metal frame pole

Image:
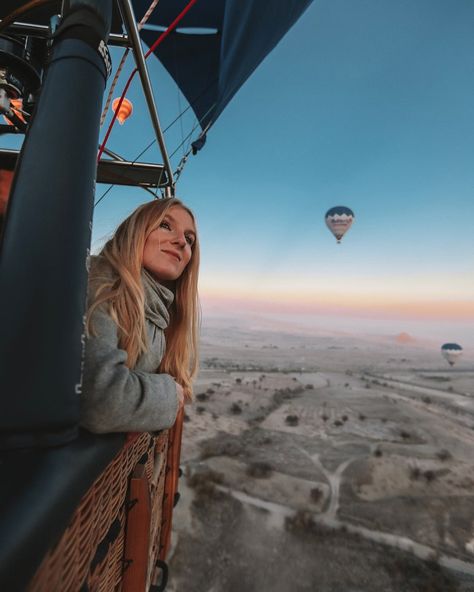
[118,0,174,196]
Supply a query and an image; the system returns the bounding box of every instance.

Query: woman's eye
[185,235,194,246]
[160,221,171,230]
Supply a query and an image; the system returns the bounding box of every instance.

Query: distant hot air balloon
[111,97,133,125]
[325,206,354,243]
[441,343,463,367]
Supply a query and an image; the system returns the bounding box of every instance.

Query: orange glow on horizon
[198,270,474,321]
[200,291,474,321]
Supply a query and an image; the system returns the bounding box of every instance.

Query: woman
[81,197,199,434]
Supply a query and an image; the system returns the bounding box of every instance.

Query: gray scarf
[141,268,174,329]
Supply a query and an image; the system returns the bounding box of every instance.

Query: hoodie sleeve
[80,306,179,434]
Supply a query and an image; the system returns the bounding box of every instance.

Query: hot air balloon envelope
[112,97,133,125]
[441,343,463,367]
[325,206,354,243]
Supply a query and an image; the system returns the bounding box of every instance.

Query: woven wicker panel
[88,507,127,592]
[147,434,169,587]
[28,433,154,592]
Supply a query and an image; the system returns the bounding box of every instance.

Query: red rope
[97,0,198,162]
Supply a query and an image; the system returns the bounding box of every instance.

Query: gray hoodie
[80,258,179,433]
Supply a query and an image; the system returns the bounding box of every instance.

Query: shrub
[374,447,383,457]
[359,413,366,421]
[310,487,323,503]
[187,469,224,497]
[230,403,242,414]
[199,437,241,459]
[285,415,299,426]
[196,392,209,401]
[424,470,436,483]
[285,510,315,533]
[436,449,452,461]
[333,420,343,427]
[246,461,273,478]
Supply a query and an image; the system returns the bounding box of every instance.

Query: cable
[94,138,161,208]
[128,79,217,161]
[100,49,130,126]
[95,99,214,207]
[169,102,214,160]
[169,123,199,160]
[97,0,198,162]
[0,0,57,34]
[94,84,216,208]
[94,184,114,207]
[139,0,162,30]
[100,0,161,126]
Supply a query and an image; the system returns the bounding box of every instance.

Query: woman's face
[143,206,196,282]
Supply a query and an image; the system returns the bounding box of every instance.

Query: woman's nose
[172,231,186,246]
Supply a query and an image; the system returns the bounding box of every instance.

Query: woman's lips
[162,249,181,262]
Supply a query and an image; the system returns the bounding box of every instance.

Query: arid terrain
[167,318,474,592]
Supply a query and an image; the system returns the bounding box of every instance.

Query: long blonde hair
[86,198,200,400]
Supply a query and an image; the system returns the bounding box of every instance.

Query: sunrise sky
[4,0,473,344]
[101,0,474,344]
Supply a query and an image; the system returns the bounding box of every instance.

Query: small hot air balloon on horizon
[441,343,463,367]
[111,97,133,125]
[325,206,355,243]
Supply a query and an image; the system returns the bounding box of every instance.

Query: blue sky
[96,0,474,342]
[3,1,474,342]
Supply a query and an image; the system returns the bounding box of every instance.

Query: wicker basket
[28,432,169,592]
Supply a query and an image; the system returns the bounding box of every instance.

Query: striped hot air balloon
[441,343,463,366]
[325,206,354,243]
[111,97,133,125]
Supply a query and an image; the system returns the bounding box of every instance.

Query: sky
[4,0,474,345]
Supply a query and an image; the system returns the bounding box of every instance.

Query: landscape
[167,316,474,592]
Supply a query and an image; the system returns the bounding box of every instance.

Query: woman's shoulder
[88,254,114,277]
[88,254,116,287]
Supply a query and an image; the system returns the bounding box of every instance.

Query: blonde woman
[81,198,199,433]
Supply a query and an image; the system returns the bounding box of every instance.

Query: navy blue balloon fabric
[135,0,313,130]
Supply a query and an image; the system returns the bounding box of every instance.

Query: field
[167,319,474,592]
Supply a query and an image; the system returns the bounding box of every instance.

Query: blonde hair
[86,198,200,400]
